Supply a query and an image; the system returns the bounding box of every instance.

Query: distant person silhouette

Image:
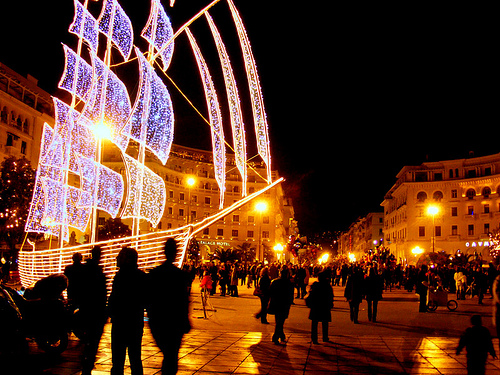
[268,267,294,344]
[457,315,496,375]
[80,246,108,375]
[109,247,146,375]
[306,270,333,343]
[147,238,191,374]
[64,252,84,305]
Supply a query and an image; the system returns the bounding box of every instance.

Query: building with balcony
[381,153,500,263]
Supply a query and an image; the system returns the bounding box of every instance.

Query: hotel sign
[198,240,231,247]
[465,241,491,248]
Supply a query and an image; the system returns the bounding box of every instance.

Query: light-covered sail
[59,44,94,103]
[227,0,271,183]
[185,27,226,209]
[97,0,134,60]
[83,52,132,152]
[205,11,247,197]
[141,0,174,71]
[69,0,99,53]
[125,48,174,165]
[121,153,166,227]
[25,98,124,241]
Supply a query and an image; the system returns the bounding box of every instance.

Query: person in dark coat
[457,315,497,375]
[416,265,429,312]
[80,246,108,375]
[109,247,147,375]
[268,267,294,344]
[64,252,84,306]
[364,266,383,322]
[255,267,271,324]
[147,238,191,375]
[306,271,334,343]
[344,266,364,324]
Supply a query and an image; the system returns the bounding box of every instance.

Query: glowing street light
[255,201,267,212]
[94,120,112,140]
[411,246,424,255]
[427,204,439,252]
[187,177,196,187]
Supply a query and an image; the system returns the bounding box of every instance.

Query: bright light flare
[255,201,267,212]
[348,253,356,263]
[94,120,112,140]
[427,205,439,216]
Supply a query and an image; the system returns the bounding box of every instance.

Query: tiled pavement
[25,325,500,375]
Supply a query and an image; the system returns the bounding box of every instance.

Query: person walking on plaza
[109,247,147,375]
[364,266,383,322]
[147,238,191,375]
[64,252,85,306]
[416,265,429,312]
[268,267,294,344]
[344,266,364,324]
[80,246,108,375]
[306,271,333,343]
[255,267,271,324]
[456,315,496,375]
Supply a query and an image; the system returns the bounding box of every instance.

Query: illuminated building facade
[382,153,500,263]
[338,212,384,260]
[0,63,51,166]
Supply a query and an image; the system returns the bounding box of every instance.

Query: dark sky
[0,1,497,236]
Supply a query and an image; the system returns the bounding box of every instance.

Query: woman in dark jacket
[268,267,294,344]
[306,271,334,343]
[344,266,364,324]
[364,266,383,322]
[255,267,271,324]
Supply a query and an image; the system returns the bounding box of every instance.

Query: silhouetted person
[268,267,294,344]
[109,247,146,375]
[80,246,108,375]
[457,315,496,375]
[64,252,84,305]
[416,265,429,312]
[147,238,191,374]
[306,271,333,343]
[364,266,383,322]
[344,267,364,324]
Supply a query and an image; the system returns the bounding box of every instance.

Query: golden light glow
[94,120,112,140]
[187,177,196,186]
[319,253,329,264]
[273,243,284,252]
[427,205,439,216]
[348,253,356,263]
[255,201,267,212]
[411,246,424,255]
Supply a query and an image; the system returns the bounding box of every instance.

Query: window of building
[451,207,458,216]
[485,167,492,176]
[217,228,223,236]
[205,197,211,204]
[468,206,474,215]
[233,215,239,222]
[484,204,490,214]
[467,169,477,178]
[417,191,427,202]
[433,191,443,201]
[179,208,184,216]
[192,195,198,203]
[434,173,443,181]
[484,223,490,234]
[419,226,425,237]
[449,169,454,179]
[98,217,105,226]
[263,216,269,224]
[168,207,173,215]
[435,226,441,237]
[232,230,238,237]
[169,190,174,198]
[247,230,254,238]
[203,228,209,235]
[248,215,254,223]
[21,141,26,154]
[451,190,458,198]
[452,225,458,236]
[234,186,239,193]
[468,225,474,236]
[191,211,196,220]
[482,187,491,198]
[466,188,476,200]
[262,231,270,239]
[415,172,428,182]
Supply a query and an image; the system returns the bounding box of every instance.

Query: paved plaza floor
[6,284,500,374]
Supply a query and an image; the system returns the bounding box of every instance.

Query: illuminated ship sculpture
[18,0,282,291]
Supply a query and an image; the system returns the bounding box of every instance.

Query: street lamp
[273,243,284,262]
[427,205,439,252]
[255,201,267,262]
[186,176,196,224]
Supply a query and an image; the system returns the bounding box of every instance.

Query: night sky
[0,1,497,236]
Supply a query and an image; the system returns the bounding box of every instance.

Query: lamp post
[255,201,267,262]
[186,176,196,224]
[427,205,439,253]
